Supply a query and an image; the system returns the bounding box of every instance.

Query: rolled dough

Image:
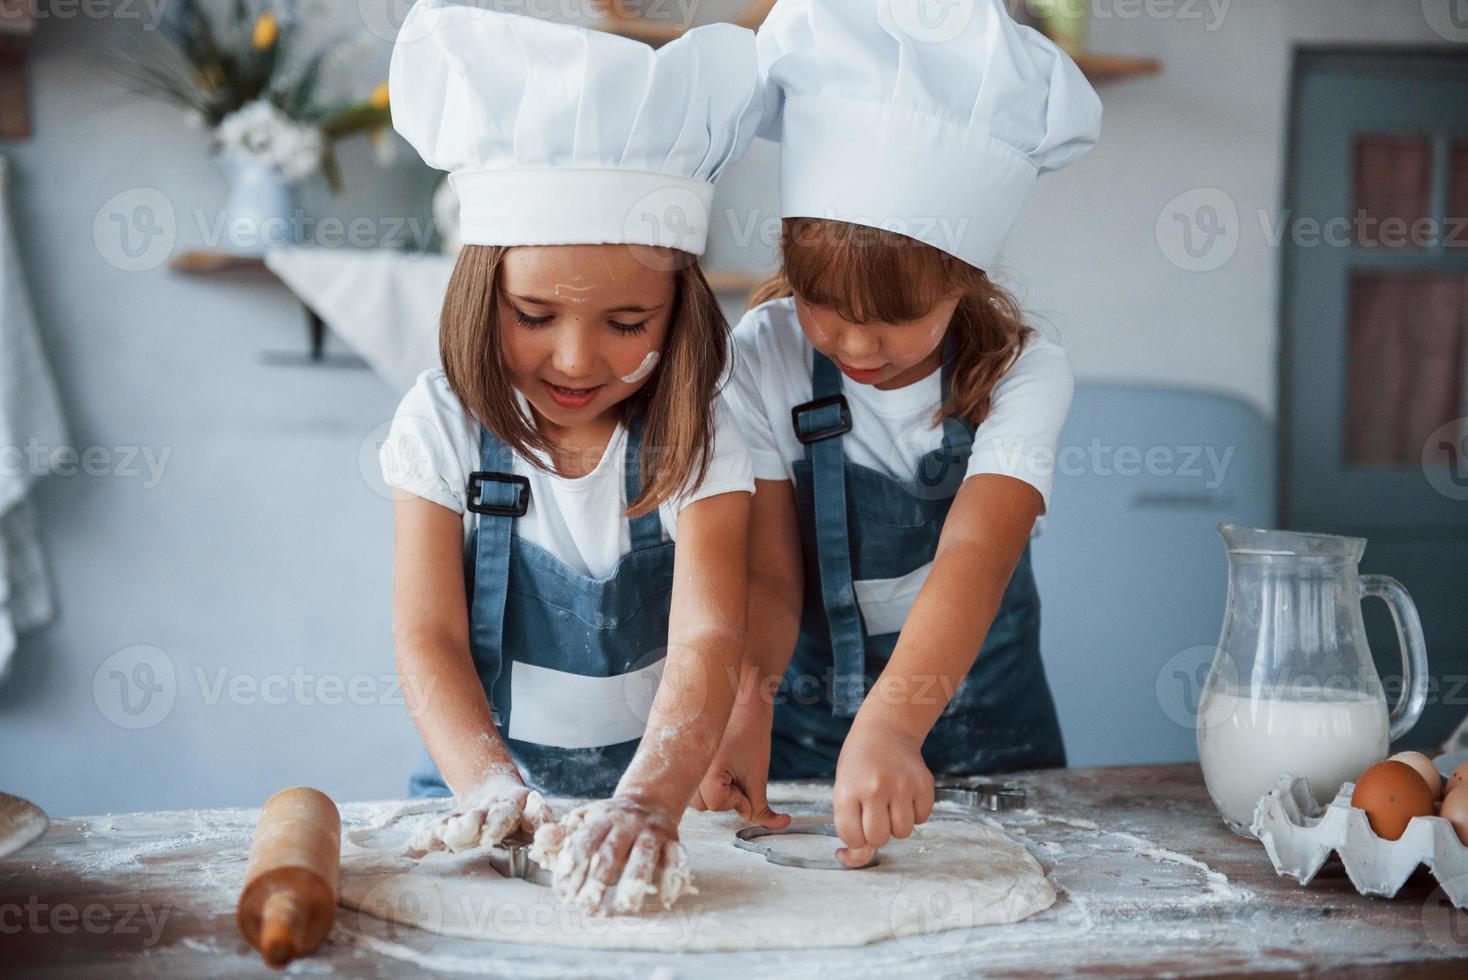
[338,793,1056,952]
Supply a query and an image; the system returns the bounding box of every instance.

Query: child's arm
[550,489,750,912]
[832,474,1041,866]
[392,492,550,852]
[692,478,804,828]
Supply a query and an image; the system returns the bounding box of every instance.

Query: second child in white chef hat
[696,0,1102,866]
[379,0,762,913]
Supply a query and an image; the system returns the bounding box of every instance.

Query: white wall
[1,8,427,816]
[1,1,1462,816]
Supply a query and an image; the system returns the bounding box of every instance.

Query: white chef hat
[389,0,762,256]
[757,0,1102,270]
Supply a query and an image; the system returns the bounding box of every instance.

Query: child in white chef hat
[381,0,762,913]
[696,0,1102,866]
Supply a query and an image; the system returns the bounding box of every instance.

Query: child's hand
[530,798,695,916]
[691,716,790,830]
[832,716,934,867]
[405,770,554,857]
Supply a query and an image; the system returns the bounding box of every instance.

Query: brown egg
[1441,786,1468,847]
[1389,751,1443,800]
[1351,760,1435,841]
[1447,761,1468,798]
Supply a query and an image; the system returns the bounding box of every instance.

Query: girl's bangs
[781,218,964,324]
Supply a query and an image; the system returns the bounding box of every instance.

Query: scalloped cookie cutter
[734,824,879,871]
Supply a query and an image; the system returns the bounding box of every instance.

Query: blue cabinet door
[1282,50,1468,748]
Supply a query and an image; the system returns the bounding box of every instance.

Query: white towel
[0,153,67,680]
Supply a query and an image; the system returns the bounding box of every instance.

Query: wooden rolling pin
[237,787,340,968]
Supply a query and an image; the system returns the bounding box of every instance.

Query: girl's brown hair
[439,245,727,517]
[751,217,1031,429]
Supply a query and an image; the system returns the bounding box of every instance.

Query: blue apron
[770,350,1065,779]
[407,411,675,799]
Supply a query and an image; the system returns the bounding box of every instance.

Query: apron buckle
[467,471,531,517]
[791,394,852,444]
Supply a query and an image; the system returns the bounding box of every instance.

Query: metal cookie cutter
[933,780,1027,812]
[734,824,879,871]
[487,834,552,886]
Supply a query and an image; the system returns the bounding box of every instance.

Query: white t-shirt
[380,369,755,579]
[728,297,1074,518]
[724,298,1073,637]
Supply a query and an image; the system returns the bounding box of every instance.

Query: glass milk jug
[1197,525,1428,835]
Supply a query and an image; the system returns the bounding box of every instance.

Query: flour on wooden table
[338,802,1055,952]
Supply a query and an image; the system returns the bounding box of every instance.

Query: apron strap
[466,426,527,700]
[465,412,663,729]
[623,409,665,551]
[924,348,975,492]
[798,352,866,717]
[792,339,972,718]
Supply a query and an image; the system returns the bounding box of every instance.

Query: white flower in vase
[215,99,324,185]
[213,100,326,254]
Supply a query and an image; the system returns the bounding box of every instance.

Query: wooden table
[3,764,1466,978]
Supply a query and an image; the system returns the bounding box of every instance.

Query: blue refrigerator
[1032,384,1276,767]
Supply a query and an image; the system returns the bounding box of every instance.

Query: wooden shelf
[593,15,686,47]
[585,5,1161,84]
[169,251,271,276]
[588,0,774,47]
[171,249,764,365]
[173,250,763,295]
[0,0,36,141]
[704,269,764,296]
[1072,51,1163,83]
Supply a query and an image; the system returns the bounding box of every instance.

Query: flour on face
[620,351,660,385]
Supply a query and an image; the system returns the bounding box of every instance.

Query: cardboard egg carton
[1250,764,1468,909]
